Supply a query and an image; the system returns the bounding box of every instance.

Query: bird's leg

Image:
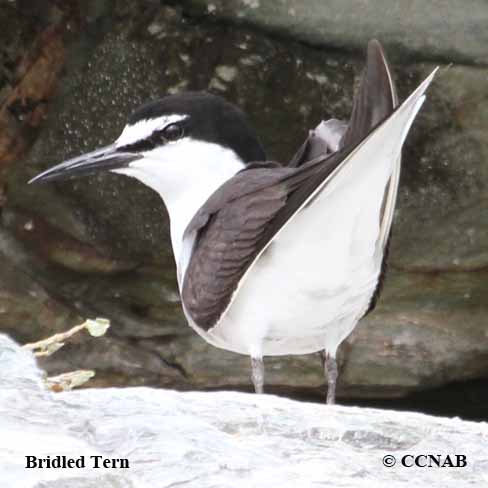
[250,356,264,394]
[320,350,338,405]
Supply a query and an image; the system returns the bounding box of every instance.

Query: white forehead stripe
[116,114,188,147]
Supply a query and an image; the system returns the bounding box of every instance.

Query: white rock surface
[0,334,487,488]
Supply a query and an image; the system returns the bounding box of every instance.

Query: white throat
[112,137,245,279]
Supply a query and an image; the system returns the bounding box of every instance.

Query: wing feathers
[183,184,288,329]
[182,44,437,331]
[340,39,398,149]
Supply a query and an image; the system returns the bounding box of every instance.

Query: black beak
[28,144,142,184]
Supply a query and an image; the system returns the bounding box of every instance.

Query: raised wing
[289,40,400,315]
[340,39,398,149]
[182,60,436,331]
[182,147,363,330]
[290,40,397,161]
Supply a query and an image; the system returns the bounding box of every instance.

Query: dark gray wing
[182,150,355,331]
[181,168,290,330]
[340,39,398,149]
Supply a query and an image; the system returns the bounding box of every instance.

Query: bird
[29,40,437,404]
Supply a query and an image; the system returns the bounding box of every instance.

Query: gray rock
[181,0,488,65]
[391,65,488,271]
[1,334,487,488]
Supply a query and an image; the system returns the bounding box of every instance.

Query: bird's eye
[162,123,184,142]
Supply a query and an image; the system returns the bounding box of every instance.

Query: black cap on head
[128,91,266,164]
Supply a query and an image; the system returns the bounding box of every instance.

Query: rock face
[0,1,487,404]
[181,0,488,65]
[1,335,487,488]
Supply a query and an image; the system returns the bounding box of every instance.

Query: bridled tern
[30,40,437,404]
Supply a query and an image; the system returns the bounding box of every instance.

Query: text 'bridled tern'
[30,40,437,404]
